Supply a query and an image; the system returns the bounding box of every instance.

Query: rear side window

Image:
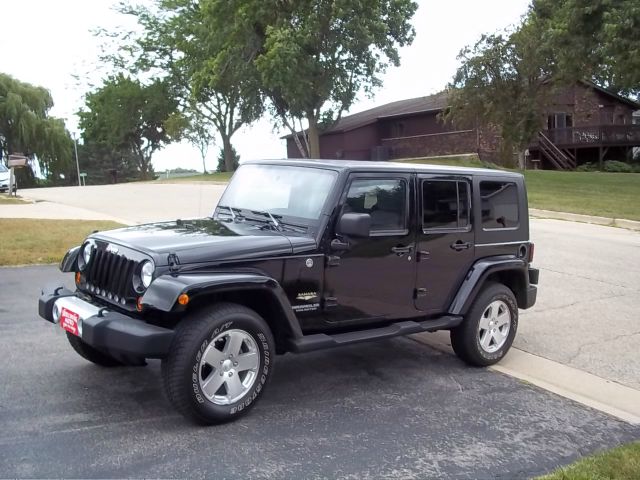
[480,181,519,229]
[422,180,470,230]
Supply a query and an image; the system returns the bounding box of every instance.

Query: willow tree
[0,73,72,183]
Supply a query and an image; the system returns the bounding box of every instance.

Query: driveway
[0,266,638,479]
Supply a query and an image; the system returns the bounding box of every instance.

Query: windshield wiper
[250,210,282,231]
[216,205,243,221]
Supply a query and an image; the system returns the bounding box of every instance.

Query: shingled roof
[282,91,449,138]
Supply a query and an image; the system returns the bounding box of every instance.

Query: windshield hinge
[168,253,180,273]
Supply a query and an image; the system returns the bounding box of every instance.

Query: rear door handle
[450,241,471,251]
[391,245,413,255]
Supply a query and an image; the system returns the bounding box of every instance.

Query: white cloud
[0,0,530,172]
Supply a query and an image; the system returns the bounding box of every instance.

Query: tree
[216,145,239,172]
[115,0,263,172]
[166,109,215,174]
[205,0,418,158]
[532,0,640,97]
[78,75,179,179]
[0,73,73,185]
[446,20,555,166]
[76,141,140,185]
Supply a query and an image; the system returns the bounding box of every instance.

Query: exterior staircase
[537,131,576,170]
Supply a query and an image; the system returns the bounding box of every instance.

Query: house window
[391,122,405,138]
[422,180,470,230]
[616,114,626,125]
[547,113,573,129]
[480,181,519,230]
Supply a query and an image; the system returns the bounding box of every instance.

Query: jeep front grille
[85,249,138,303]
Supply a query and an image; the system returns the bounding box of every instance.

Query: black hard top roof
[244,158,523,178]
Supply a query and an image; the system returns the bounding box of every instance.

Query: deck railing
[544,125,640,146]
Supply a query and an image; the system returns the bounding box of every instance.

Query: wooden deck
[543,125,640,147]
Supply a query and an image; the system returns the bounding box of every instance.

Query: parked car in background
[0,163,10,193]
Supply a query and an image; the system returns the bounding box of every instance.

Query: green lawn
[524,170,640,221]
[156,171,233,183]
[397,154,495,169]
[0,219,124,266]
[538,441,640,480]
[399,156,640,221]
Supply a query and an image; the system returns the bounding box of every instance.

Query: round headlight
[140,260,155,288]
[78,240,96,271]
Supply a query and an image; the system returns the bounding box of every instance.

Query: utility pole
[72,132,81,186]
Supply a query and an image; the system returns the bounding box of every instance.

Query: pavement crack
[567,331,640,364]
[530,291,633,314]
[538,266,640,292]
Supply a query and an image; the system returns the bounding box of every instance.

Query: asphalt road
[0,266,638,479]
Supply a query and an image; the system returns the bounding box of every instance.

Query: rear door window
[480,181,519,229]
[422,180,470,230]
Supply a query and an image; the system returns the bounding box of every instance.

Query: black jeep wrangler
[39,159,538,424]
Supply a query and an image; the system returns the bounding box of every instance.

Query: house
[285,81,640,169]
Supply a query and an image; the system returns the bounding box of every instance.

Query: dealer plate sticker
[60,307,80,336]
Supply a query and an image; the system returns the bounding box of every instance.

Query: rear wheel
[66,332,124,367]
[161,303,275,425]
[450,283,518,366]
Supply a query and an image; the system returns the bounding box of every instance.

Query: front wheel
[450,282,518,366]
[161,303,275,425]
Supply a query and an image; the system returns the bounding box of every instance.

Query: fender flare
[60,246,80,272]
[448,256,528,315]
[141,272,303,338]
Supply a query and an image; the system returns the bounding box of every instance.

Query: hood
[91,218,316,266]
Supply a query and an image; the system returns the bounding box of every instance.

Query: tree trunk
[202,155,207,174]
[222,136,234,172]
[307,114,321,158]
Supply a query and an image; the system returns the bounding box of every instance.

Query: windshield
[217,164,338,223]
[0,163,7,173]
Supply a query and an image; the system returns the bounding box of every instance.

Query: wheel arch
[142,273,302,352]
[448,256,529,315]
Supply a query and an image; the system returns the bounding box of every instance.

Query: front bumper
[39,285,174,359]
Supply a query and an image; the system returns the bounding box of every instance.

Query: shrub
[576,162,598,172]
[603,160,633,173]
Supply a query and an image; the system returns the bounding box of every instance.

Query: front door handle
[450,240,472,251]
[391,245,413,256]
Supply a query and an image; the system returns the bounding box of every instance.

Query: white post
[73,133,81,187]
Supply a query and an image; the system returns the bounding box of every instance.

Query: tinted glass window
[345,179,406,232]
[480,181,519,229]
[422,180,469,230]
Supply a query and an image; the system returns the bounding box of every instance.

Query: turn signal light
[136,297,144,312]
[178,293,190,306]
[75,272,82,284]
[528,243,535,263]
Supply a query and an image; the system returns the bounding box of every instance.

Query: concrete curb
[530,208,640,231]
[411,331,640,425]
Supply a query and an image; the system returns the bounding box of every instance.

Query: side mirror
[337,212,371,238]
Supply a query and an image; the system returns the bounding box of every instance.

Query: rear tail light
[528,243,535,263]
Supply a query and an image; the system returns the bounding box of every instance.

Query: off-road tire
[66,331,124,367]
[161,303,275,425]
[450,282,518,367]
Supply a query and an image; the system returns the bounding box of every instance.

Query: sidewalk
[0,201,132,225]
[530,208,640,231]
